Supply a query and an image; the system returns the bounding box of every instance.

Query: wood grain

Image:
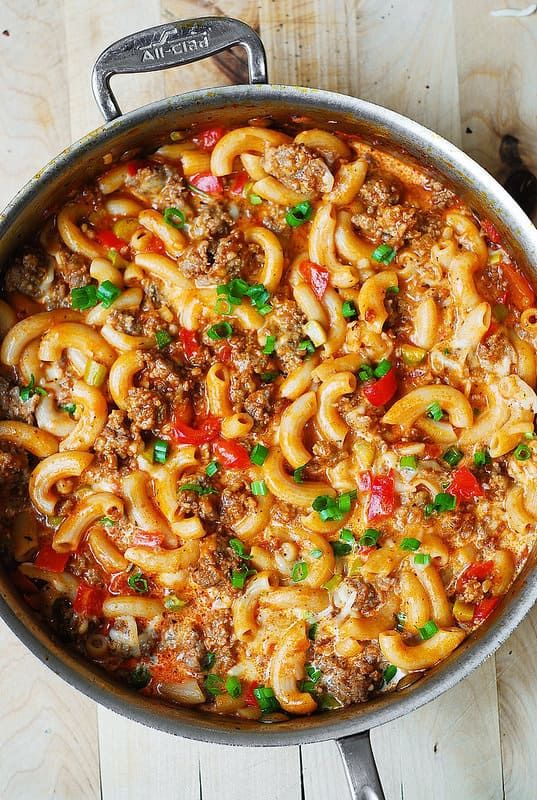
[1,1,536,799]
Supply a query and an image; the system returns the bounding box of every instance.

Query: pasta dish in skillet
[0,123,535,718]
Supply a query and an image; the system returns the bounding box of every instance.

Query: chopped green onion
[318,692,343,711]
[127,664,151,689]
[386,285,399,294]
[163,207,186,228]
[215,297,234,315]
[263,335,276,355]
[257,304,273,316]
[71,284,98,310]
[152,439,169,464]
[260,371,280,383]
[251,480,268,496]
[418,620,439,640]
[225,675,242,698]
[164,594,187,611]
[298,338,316,355]
[245,283,271,314]
[253,685,280,712]
[300,663,321,693]
[84,360,107,387]
[359,528,381,547]
[414,553,431,566]
[285,201,313,227]
[342,300,358,320]
[310,548,323,559]
[97,280,121,308]
[127,572,148,593]
[249,193,263,205]
[207,322,233,341]
[100,516,114,527]
[155,329,172,349]
[250,443,269,466]
[399,537,421,551]
[201,652,216,670]
[400,455,418,470]
[337,490,357,513]
[514,442,531,461]
[19,374,47,402]
[373,359,392,378]
[330,541,353,556]
[229,538,251,560]
[426,401,443,421]
[205,460,219,477]
[205,673,224,696]
[357,363,374,381]
[443,447,463,467]
[474,450,491,467]
[339,528,355,544]
[371,244,396,264]
[383,664,397,684]
[424,503,435,518]
[492,303,508,322]
[323,574,342,592]
[179,482,218,495]
[60,403,76,415]
[435,492,457,511]
[293,464,307,483]
[308,622,318,640]
[291,561,308,582]
[231,566,255,589]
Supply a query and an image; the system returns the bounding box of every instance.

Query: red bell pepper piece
[243,680,260,707]
[132,530,165,547]
[368,474,397,520]
[483,321,499,340]
[472,595,500,625]
[126,159,147,176]
[192,127,228,152]
[480,219,503,246]
[95,230,127,250]
[73,582,106,616]
[229,171,249,196]
[449,467,485,503]
[213,438,251,469]
[108,571,132,596]
[363,369,398,407]
[188,172,224,195]
[456,560,494,593]
[172,415,221,445]
[143,235,165,254]
[299,261,330,300]
[179,328,202,362]
[34,543,70,574]
[217,343,232,364]
[501,259,536,311]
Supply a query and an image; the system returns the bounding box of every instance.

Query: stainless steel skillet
[1,16,536,800]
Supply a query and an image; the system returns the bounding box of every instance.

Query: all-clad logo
[139,26,210,62]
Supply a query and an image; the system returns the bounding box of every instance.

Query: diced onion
[303,319,327,347]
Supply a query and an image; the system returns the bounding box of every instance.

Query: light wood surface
[0,2,536,799]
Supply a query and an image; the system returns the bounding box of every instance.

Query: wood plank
[62,0,164,139]
[372,660,503,800]
[0,620,100,800]
[199,742,302,800]
[0,0,71,202]
[98,707,201,800]
[453,0,537,178]
[496,607,537,800]
[302,741,352,800]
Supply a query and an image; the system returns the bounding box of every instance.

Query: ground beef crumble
[191,533,241,588]
[4,249,49,298]
[125,387,166,432]
[0,444,30,518]
[310,640,384,705]
[262,143,334,198]
[93,410,141,469]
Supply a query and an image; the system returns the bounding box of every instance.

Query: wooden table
[0,2,536,798]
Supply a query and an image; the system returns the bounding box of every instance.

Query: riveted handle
[92,16,268,121]
[336,732,386,800]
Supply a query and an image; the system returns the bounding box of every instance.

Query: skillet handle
[91,16,268,121]
[336,732,386,800]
